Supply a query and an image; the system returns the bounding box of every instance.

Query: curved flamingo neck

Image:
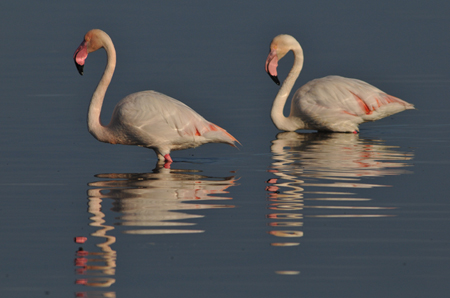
[271,45,305,131]
[87,34,117,143]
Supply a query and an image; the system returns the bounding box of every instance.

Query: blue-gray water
[1,1,450,297]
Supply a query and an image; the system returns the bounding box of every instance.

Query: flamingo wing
[292,76,414,132]
[110,91,237,149]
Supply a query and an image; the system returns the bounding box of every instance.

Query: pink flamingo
[265,34,414,133]
[73,29,238,166]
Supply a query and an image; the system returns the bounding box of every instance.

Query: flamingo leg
[164,154,173,163]
[163,154,173,169]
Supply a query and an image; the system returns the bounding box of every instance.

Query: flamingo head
[73,29,109,75]
[265,34,300,85]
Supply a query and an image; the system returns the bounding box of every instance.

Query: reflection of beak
[265,49,280,85]
[73,41,88,76]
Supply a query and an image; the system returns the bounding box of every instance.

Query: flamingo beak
[269,72,280,86]
[73,41,88,76]
[265,49,280,85]
[75,61,84,76]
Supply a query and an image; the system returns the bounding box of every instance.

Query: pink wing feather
[292,76,414,132]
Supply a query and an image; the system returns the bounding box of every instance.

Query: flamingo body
[108,90,237,152]
[265,34,414,133]
[73,29,238,165]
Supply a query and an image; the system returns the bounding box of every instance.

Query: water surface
[1,1,450,297]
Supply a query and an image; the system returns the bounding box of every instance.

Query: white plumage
[73,29,238,166]
[265,34,414,133]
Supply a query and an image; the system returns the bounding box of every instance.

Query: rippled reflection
[89,167,237,234]
[266,132,414,273]
[75,166,237,294]
[74,192,117,296]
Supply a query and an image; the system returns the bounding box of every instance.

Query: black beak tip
[75,61,84,76]
[270,74,280,85]
[76,63,84,76]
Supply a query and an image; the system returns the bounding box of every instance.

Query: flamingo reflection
[266,132,414,248]
[88,167,237,234]
[74,191,117,296]
[75,166,237,294]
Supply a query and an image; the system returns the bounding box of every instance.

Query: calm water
[1,1,450,297]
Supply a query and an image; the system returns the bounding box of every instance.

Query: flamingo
[73,29,238,167]
[265,34,414,133]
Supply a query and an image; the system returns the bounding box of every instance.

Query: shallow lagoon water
[1,1,450,297]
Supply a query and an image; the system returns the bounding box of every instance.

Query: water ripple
[74,166,238,291]
[265,132,414,273]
